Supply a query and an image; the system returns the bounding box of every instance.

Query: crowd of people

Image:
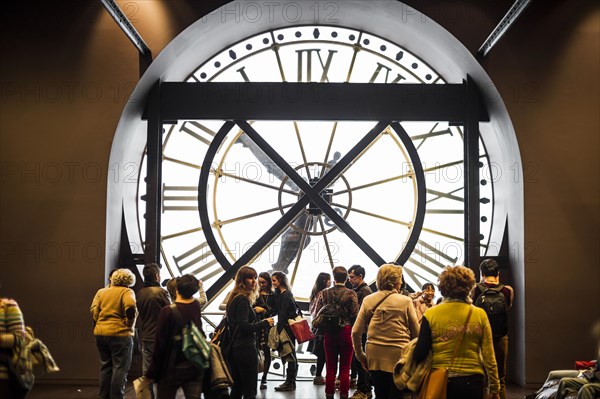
[0,258,515,399]
[82,259,516,399]
[0,258,596,399]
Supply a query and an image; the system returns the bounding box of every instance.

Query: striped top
[0,298,26,380]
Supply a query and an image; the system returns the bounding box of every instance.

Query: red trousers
[324,325,354,396]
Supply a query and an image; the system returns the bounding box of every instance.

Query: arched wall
[106,0,525,382]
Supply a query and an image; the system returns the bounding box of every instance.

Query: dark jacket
[146,301,202,381]
[255,292,275,320]
[273,289,297,333]
[227,294,269,348]
[353,282,373,306]
[136,282,170,340]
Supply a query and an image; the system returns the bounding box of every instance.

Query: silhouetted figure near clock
[235,134,299,192]
[271,213,312,274]
[327,151,341,171]
[237,134,344,275]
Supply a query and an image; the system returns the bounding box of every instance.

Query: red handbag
[288,316,316,343]
[575,360,597,370]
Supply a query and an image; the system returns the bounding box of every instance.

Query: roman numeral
[197,266,225,284]
[411,123,453,150]
[162,227,203,241]
[426,188,464,203]
[179,121,217,146]
[163,156,200,170]
[296,49,337,82]
[402,267,432,291]
[411,128,452,142]
[369,62,405,83]
[421,226,463,242]
[403,238,460,288]
[172,241,219,276]
[413,239,458,269]
[236,66,250,82]
[425,209,464,214]
[162,185,198,212]
[426,188,464,214]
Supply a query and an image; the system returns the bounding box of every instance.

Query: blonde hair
[376,264,403,291]
[438,265,475,299]
[110,268,136,287]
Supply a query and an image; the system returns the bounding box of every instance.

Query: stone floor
[27,380,537,399]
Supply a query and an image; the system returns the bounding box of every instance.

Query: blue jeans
[141,339,156,399]
[96,335,134,399]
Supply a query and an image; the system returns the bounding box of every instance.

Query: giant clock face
[136,25,495,305]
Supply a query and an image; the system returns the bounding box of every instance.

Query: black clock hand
[236,132,315,274]
[323,151,343,227]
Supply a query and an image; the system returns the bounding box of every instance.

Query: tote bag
[288,316,315,343]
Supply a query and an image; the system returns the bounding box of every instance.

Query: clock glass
[136,25,495,306]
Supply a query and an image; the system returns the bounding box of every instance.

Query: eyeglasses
[348,275,358,279]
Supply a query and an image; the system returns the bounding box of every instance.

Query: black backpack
[312,289,344,333]
[474,283,508,337]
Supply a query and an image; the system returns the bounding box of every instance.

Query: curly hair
[110,268,136,287]
[438,265,475,300]
[376,264,403,291]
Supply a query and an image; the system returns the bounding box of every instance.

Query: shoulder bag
[368,291,395,323]
[418,305,473,399]
[170,304,211,370]
[288,301,315,343]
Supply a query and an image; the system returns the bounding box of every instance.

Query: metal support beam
[477,0,533,58]
[465,76,481,272]
[156,82,490,123]
[144,82,162,265]
[100,0,152,74]
[143,79,489,295]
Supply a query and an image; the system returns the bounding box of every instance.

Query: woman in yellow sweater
[91,268,138,399]
[413,266,500,399]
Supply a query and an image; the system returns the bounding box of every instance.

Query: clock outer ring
[197,120,426,289]
[109,0,518,280]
